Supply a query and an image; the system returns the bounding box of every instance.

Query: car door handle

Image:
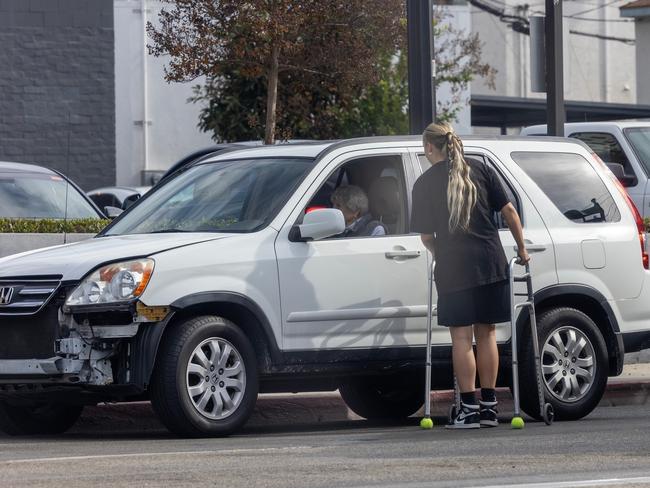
[385,250,421,259]
[512,244,547,253]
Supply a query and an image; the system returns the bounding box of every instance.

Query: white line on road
[0,445,316,465]
[475,477,650,488]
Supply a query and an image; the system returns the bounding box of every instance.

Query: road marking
[0,445,315,465]
[474,477,650,488]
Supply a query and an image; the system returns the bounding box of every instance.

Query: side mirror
[292,208,345,241]
[103,205,123,219]
[605,162,636,187]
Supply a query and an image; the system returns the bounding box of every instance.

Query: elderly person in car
[330,185,386,237]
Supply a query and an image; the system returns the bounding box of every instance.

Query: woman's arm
[500,203,530,264]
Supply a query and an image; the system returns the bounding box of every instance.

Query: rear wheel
[150,315,258,437]
[0,401,83,435]
[339,372,424,420]
[519,307,607,421]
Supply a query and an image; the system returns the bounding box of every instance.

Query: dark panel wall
[0,0,115,190]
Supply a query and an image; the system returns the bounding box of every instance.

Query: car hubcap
[541,326,595,403]
[186,337,246,420]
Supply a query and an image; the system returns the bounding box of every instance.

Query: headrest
[368,177,399,223]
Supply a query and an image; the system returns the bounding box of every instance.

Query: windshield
[0,172,100,219]
[624,128,650,175]
[103,157,313,235]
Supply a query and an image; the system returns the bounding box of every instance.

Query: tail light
[592,152,649,270]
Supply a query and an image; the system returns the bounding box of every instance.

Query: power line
[469,0,635,44]
[567,16,633,21]
[566,0,626,18]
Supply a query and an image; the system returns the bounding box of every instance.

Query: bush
[646,218,650,233]
[0,218,110,234]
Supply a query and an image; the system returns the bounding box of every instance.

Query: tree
[187,6,495,141]
[147,0,405,144]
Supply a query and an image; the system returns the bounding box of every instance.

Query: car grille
[0,300,63,360]
[0,276,62,316]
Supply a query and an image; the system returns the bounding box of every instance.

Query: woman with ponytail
[411,122,529,429]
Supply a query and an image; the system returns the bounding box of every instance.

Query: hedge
[0,218,111,234]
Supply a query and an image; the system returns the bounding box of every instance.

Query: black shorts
[437,280,511,327]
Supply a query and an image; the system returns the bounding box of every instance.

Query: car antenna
[63,110,71,244]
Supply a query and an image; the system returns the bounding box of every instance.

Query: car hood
[0,233,232,280]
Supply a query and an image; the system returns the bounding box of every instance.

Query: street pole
[545,0,565,136]
[407,0,436,134]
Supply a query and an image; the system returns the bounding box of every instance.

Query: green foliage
[645,218,650,233]
[0,219,110,234]
[188,6,495,141]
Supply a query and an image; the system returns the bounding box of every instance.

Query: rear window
[511,152,621,224]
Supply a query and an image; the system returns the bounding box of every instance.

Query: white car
[0,136,648,436]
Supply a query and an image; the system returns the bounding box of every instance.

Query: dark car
[0,161,104,219]
[87,186,151,211]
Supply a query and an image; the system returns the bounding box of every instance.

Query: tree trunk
[264,44,280,145]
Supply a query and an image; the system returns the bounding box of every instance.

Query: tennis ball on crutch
[511,417,525,429]
[420,417,434,429]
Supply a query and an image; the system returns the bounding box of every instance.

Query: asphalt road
[1,404,650,488]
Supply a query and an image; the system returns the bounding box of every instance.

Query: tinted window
[570,132,635,177]
[417,153,520,228]
[104,158,313,235]
[0,172,99,219]
[511,152,620,223]
[624,127,650,175]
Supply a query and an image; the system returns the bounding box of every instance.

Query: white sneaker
[445,402,480,429]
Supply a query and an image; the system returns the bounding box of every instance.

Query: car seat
[368,176,402,235]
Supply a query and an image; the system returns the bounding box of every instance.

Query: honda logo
[0,287,14,306]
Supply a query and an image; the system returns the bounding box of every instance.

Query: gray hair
[331,185,369,214]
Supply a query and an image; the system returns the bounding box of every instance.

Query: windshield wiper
[148,229,193,234]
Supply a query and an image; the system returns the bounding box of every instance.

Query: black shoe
[445,402,480,429]
[479,400,499,427]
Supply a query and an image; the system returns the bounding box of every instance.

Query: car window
[570,132,635,178]
[624,127,650,175]
[103,158,313,235]
[303,154,408,237]
[0,172,99,219]
[416,153,520,229]
[511,152,621,224]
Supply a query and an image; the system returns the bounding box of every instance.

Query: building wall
[114,0,214,186]
[637,19,650,103]
[0,0,115,191]
[471,0,637,105]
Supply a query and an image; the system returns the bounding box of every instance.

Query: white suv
[0,136,648,437]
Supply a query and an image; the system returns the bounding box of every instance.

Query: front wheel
[0,401,83,435]
[519,307,608,421]
[150,315,259,437]
[339,372,424,420]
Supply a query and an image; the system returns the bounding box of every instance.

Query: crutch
[420,260,435,429]
[510,251,554,428]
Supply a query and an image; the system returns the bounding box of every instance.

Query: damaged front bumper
[0,300,171,387]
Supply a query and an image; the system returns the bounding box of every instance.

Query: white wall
[471,0,637,104]
[436,5,473,135]
[114,0,214,186]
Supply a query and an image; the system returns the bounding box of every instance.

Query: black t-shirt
[411,157,510,294]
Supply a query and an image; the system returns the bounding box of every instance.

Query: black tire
[0,401,83,435]
[339,372,424,420]
[150,315,259,437]
[519,307,608,421]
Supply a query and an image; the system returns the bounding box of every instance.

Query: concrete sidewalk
[63,362,650,435]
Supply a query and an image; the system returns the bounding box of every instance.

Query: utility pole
[407,0,436,134]
[545,0,565,136]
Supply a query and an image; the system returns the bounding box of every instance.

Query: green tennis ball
[511,417,525,429]
[420,417,434,429]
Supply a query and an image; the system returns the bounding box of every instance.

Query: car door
[410,146,558,343]
[274,148,431,352]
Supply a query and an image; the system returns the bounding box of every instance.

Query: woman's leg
[473,323,498,389]
[449,325,476,393]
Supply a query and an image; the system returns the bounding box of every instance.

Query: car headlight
[66,259,154,306]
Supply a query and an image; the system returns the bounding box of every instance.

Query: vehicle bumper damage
[0,283,170,392]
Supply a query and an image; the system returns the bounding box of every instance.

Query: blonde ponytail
[422,123,477,232]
